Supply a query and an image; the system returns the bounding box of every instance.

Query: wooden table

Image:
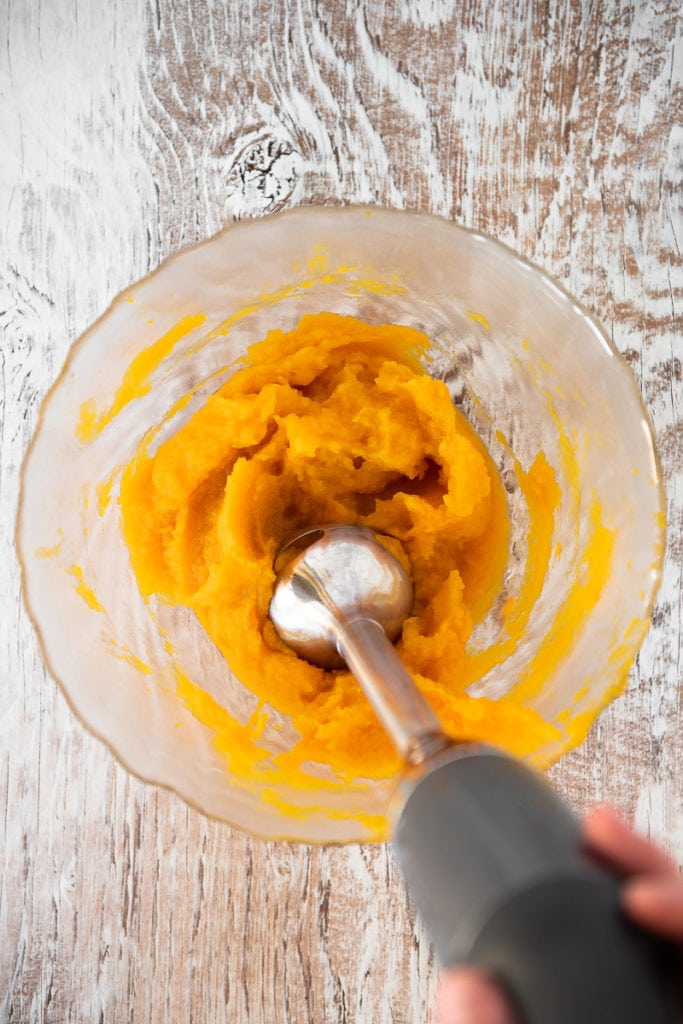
[2,2,681,1021]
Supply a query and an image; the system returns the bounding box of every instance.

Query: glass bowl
[18,206,664,842]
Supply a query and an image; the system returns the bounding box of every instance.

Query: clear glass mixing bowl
[18,206,664,842]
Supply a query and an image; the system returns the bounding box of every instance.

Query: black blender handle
[393,746,675,1024]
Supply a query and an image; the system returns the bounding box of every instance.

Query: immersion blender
[269,524,674,1024]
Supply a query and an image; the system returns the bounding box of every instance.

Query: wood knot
[224,133,303,218]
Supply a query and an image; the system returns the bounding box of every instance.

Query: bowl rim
[15,203,667,841]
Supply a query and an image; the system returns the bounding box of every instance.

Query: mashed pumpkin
[120,313,559,781]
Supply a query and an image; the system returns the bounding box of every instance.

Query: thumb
[437,967,518,1024]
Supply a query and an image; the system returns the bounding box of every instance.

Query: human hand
[436,806,683,1024]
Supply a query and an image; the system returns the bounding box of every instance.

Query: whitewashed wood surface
[1,1,681,1021]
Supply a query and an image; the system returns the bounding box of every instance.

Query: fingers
[584,806,683,942]
[623,876,683,942]
[583,805,675,879]
[437,968,518,1024]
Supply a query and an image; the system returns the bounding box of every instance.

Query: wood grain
[1,0,681,1021]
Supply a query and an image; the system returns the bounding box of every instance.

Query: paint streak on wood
[1,0,681,1021]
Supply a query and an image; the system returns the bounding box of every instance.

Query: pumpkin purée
[120,313,559,782]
